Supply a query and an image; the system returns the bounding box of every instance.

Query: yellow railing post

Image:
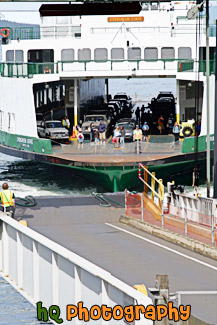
[144,166,148,194]
[151,172,156,201]
[159,179,163,208]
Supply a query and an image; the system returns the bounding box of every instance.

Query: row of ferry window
[6,47,192,62]
[0,111,15,133]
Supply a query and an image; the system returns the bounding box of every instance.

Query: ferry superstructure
[0,1,215,191]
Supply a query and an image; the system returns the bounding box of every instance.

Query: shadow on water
[0,159,107,194]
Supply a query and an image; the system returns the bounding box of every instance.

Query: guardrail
[0,58,189,78]
[177,59,216,75]
[168,191,217,246]
[138,164,165,226]
[0,215,153,324]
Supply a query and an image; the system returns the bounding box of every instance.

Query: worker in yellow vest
[133,125,142,154]
[62,116,70,130]
[0,182,15,218]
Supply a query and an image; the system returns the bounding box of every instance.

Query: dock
[13,194,217,325]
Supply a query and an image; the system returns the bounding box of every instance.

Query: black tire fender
[182,126,193,137]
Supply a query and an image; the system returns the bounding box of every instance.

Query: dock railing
[125,164,165,227]
[0,214,153,324]
[139,164,165,226]
[167,190,217,246]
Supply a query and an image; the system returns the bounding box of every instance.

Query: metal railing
[1,58,215,78]
[168,192,217,246]
[177,58,216,75]
[1,26,81,40]
[0,215,153,324]
[138,164,164,226]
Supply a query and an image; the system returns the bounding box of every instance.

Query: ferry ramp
[11,195,217,325]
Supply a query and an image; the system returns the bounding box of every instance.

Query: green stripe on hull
[0,131,53,155]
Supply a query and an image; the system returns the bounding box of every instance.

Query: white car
[37,120,69,142]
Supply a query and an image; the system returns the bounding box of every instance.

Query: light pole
[206,0,210,197]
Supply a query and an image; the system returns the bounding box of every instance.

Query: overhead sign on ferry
[107,17,144,22]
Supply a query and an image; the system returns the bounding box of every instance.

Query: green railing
[1,27,40,40]
[177,60,194,72]
[0,62,55,77]
[199,60,215,75]
[0,58,212,78]
[178,59,216,75]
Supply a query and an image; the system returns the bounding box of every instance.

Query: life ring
[182,126,193,137]
[178,62,182,72]
[1,28,10,38]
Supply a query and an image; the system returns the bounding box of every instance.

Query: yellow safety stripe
[0,190,13,207]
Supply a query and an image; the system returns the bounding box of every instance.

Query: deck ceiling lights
[39,2,142,16]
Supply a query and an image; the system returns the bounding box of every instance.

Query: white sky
[0,1,217,25]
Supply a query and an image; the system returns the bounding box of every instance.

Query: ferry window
[61,49,75,61]
[199,47,215,60]
[128,47,141,60]
[15,50,24,62]
[6,50,14,62]
[144,47,158,61]
[178,47,192,59]
[28,50,54,63]
[0,111,3,130]
[161,47,175,60]
[94,48,108,61]
[111,48,124,60]
[8,113,15,133]
[78,48,91,61]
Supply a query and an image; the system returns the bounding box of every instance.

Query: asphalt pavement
[15,195,217,324]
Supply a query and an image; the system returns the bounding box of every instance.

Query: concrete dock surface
[15,194,217,325]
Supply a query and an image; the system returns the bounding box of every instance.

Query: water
[109,78,176,103]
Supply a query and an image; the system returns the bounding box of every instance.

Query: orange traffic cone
[69,126,78,141]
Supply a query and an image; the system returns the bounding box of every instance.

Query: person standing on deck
[158,115,164,135]
[133,125,142,153]
[120,125,125,147]
[172,121,181,144]
[142,121,149,141]
[98,120,106,145]
[77,129,84,149]
[62,116,70,131]
[167,114,174,134]
[0,183,15,218]
[135,107,140,126]
[89,122,95,143]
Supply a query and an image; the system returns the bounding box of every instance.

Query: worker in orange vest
[0,182,15,218]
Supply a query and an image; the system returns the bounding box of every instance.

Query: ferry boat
[0,1,215,191]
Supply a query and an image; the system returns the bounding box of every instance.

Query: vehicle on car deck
[37,120,69,142]
[81,114,111,137]
[115,118,136,141]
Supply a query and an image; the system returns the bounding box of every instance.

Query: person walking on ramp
[0,182,15,218]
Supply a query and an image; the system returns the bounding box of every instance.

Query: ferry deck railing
[177,58,216,75]
[0,58,190,78]
[0,214,153,324]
